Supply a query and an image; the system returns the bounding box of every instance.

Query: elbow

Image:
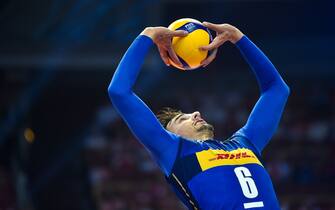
[272,80,290,102]
[108,82,124,99]
[281,81,290,98]
[107,82,117,98]
[107,81,131,101]
[266,79,290,99]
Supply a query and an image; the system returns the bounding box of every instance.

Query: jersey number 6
[234,166,258,198]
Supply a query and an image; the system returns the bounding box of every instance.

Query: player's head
[157,107,214,140]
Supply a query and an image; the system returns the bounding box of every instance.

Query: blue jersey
[166,135,280,210]
[108,34,290,210]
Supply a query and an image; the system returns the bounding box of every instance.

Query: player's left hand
[198,22,244,67]
[200,48,218,67]
[199,22,244,51]
[199,31,218,67]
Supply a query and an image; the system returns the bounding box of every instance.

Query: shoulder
[224,134,261,157]
[173,136,209,157]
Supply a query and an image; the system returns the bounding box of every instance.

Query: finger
[201,49,217,67]
[199,36,222,51]
[199,32,229,51]
[201,48,218,67]
[172,30,188,37]
[158,47,170,66]
[202,21,221,32]
[167,46,182,67]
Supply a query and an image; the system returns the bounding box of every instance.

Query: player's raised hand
[141,27,188,66]
[199,22,244,51]
[201,48,218,67]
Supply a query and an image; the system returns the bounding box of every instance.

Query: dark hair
[156,107,183,128]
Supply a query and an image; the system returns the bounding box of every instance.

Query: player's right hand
[199,22,244,51]
[141,27,188,67]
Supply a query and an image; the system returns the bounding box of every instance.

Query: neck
[195,131,214,141]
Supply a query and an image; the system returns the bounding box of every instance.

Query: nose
[192,111,201,120]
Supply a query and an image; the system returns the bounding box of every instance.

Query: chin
[197,123,214,136]
[198,123,213,130]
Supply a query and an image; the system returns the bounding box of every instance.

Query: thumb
[202,21,221,32]
[172,30,188,37]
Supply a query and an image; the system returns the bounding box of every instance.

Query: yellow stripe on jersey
[195,148,263,171]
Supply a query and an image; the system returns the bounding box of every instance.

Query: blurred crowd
[84,83,335,210]
[0,166,16,210]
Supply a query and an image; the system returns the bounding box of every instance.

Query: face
[166,111,214,140]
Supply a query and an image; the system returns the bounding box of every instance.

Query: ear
[166,121,172,132]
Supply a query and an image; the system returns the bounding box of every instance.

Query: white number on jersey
[234,166,264,209]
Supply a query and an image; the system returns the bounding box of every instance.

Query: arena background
[0,0,335,209]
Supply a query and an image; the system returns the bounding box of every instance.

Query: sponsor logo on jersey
[209,152,255,161]
[195,148,262,171]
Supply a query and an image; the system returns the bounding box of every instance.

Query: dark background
[0,0,334,210]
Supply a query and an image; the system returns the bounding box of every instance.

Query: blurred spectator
[0,166,16,210]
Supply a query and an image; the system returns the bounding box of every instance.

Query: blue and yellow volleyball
[168,18,213,71]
